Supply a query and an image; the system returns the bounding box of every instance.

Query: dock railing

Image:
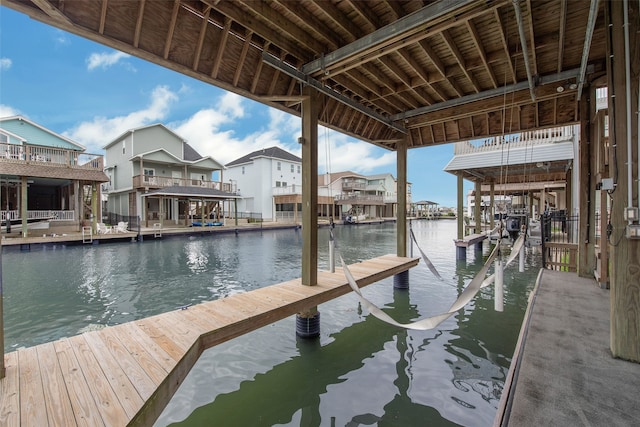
[541,212,579,272]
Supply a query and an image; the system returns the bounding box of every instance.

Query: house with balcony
[224,146,335,222]
[321,171,411,222]
[102,123,236,227]
[0,115,108,237]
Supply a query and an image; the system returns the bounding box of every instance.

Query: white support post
[495,259,504,312]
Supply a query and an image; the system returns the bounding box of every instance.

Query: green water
[1,220,539,426]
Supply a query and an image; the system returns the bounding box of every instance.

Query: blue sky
[0,6,470,207]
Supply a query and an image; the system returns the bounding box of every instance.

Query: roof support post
[457,175,464,240]
[301,85,319,286]
[490,182,495,230]
[0,235,4,379]
[21,176,27,238]
[474,181,482,234]
[396,137,408,258]
[607,0,640,362]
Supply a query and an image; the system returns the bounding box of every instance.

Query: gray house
[103,124,235,227]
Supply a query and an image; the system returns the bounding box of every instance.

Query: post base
[296,312,320,338]
[393,270,410,289]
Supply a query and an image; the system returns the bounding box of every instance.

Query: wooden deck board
[81,331,147,414]
[68,334,130,426]
[0,352,19,427]
[53,338,105,426]
[18,347,48,426]
[36,342,77,426]
[0,255,418,426]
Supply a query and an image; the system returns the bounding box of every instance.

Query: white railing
[275,211,299,222]
[272,185,301,195]
[1,210,75,221]
[453,125,575,155]
[0,143,103,170]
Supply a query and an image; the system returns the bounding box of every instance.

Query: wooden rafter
[557,0,567,73]
[211,16,232,79]
[99,0,108,35]
[133,0,146,48]
[192,6,211,71]
[233,29,253,87]
[274,0,342,50]
[205,0,310,57]
[313,0,363,40]
[163,0,181,60]
[493,8,517,85]
[237,0,327,53]
[466,19,498,88]
[441,29,481,93]
[251,40,270,93]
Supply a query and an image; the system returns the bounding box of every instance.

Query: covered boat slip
[496,269,640,426]
[0,254,418,426]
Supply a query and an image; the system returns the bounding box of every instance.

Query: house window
[122,140,126,154]
[291,164,294,172]
[297,165,301,173]
[277,161,281,171]
[276,181,281,187]
[282,181,287,187]
[0,133,7,143]
[242,166,245,175]
[143,168,155,182]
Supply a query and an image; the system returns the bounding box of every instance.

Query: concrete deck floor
[498,269,640,426]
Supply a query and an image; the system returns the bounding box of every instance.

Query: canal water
[1,220,540,426]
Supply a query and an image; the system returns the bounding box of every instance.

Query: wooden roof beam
[204,0,312,58]
[302,0,485,75]
[211,16,232,79]
[251,41,270,93]
[577,0,601,100]
[192,6,211,71]
[557,0,567,73]
[31,0,73,25]
[313,0,363,41]
[262,52,406,133]
[163,0,181,60]
[133,0,146,48]
[273,0,343,50]
[466,19,498,89]
[525,0,539,77]
[346,0,381,32]
[233,29,254,87]
[397,48,443,103]
[441,29,481,93]
[494,8,517,85]
[99,0,108,35]
[236,0,328,54]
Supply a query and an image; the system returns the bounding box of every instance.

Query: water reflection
[1,221,539,426]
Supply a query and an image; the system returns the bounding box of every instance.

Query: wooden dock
[0,254,418,426]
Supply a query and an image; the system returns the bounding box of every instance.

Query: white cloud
[317,128,395,174]
[86,51,130,71]
[0,104,20,118]
[0,58,12,71]
[64,85,177,151]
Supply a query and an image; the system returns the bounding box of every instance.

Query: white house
[103,123,236,227]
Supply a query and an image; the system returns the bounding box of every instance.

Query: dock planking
[0,254,418,427]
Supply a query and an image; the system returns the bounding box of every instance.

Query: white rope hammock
[340,233,526,331]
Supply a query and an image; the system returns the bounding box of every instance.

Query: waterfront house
[102,123,235,227]
[323,171,410,222]
[0,115,108,237]
[224,146,336,222]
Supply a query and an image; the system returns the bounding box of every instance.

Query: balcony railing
[342,181,366,190]
[0,143,103,170]
[131,175,233,192]
[334,194,385,205]
[1,210,75,221]
[453,125,575,155]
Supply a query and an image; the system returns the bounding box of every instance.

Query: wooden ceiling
[4,0,607,152]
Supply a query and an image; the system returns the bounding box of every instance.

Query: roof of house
[183,143,203,161]
[226,146,301,167]
[0,116,86,151]
[103,123,186,150]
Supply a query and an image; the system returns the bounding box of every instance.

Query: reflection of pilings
[179,288,421,425]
